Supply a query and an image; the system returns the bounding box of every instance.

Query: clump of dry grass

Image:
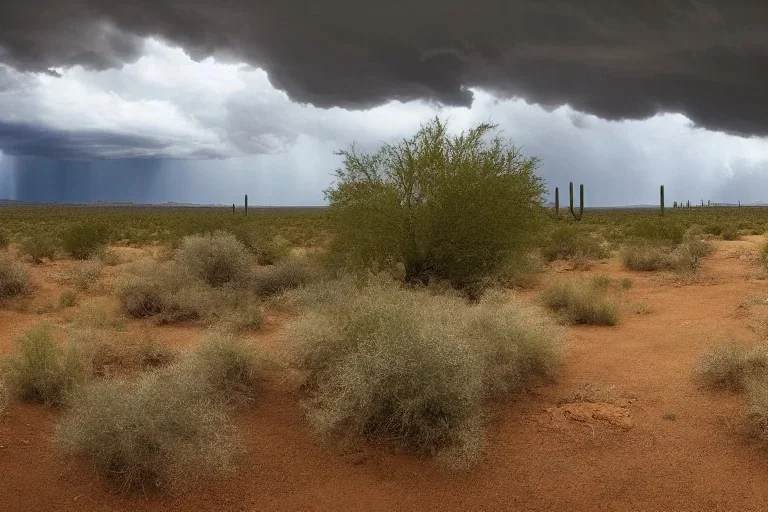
[469,290,563,398]
[58,290,78,308]
[53,328,261,492]
[0,379,8,415]
[746,377,768,441]
[540,225,610,263]
[184,331,261,401]
[540,278,619,326]
[283,276,562,467]
[6,323,89,405]
[175,231,252,287]
[54,365,239,493]
[68,259,104,291]
[217,303,264,333]
[252,258,316,297]
[69,328,176,378]
[0,255,30,300]
[116,261,204,322]
[696,343,768,392]
[117,247,267,328]
[72,299,126,330]
[621,239,713,272]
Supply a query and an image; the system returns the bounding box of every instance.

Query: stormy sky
[2,1,768,206]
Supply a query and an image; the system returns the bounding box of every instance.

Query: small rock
[21,440,30,446]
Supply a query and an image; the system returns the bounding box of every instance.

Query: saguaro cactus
[660,185,665,216]
[555,187,560,217]
[232,203,235,214]
[245,194,248,216]
[569,182,584,221]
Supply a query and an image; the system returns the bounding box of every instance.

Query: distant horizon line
[2,198,768,209]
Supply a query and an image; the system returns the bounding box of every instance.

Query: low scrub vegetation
[284,276,562,467]
[621,238,712,272]
[540,225,609,263]
[721,226,740,241]
[632,218,685,245]
[58,290,78,308]
[62,223,111,260]
[54,366,239,492]
[175,231,252,287]
[0,379,7,415]
[252,258,316,297]
[73,299,126,330]
[746,377,768,442]
[69,328,176,378]
[20,233,59,263]
[761,241,768,270]
[117,259,264,326]
[6,323,88,405]
[230,226,291,265]
[54,330,259,492]
[696,343,768,392]
[0,255,30,300]
[67,259,104,291]
[184,331,261,400]
[540,277,620,326]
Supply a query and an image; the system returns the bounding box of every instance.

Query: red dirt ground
[3,239,768,511]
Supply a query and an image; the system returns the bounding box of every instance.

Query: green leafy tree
[325,117,547,293]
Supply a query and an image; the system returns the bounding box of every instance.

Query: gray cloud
[2,1,768,136]
[0,121,226,159]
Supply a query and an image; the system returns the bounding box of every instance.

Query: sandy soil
[3,238,768,511]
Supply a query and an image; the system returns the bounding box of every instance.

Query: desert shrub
[325,117,547,294]
[285,277,561,466]
[58,290,78,308]
[469,290,563,397]
[175,231,252,287]
[68,259,103,291]
[20,233,59,263]
[696,343,768,392]
[73,299,126,330]
[632,218,685,245]
[621,244,669,271]
[621,238,712,272]
[0,380,7,415]
[6,323,88,405]
[218,303,264,333]
[70,328,176,377]
[252,258,316,297]
[721,225,740,241]
[704,223,723,236]
[230,226,291,265]
[185,331,260,399]
[541,278,619,325]
[495,252,544,289]
[116,261,196,320]
[540,225,609,262]
[54,366,238,492]
[0,255,30,300]
[762,242,768,269]
[746,377,768,441]
[620,278,633,290]
[0,231,9,250]
[62,223,111,260]
[99,248,121,266]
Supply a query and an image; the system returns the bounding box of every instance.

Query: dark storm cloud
[0,122,225,159]
[2,1,768,136]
